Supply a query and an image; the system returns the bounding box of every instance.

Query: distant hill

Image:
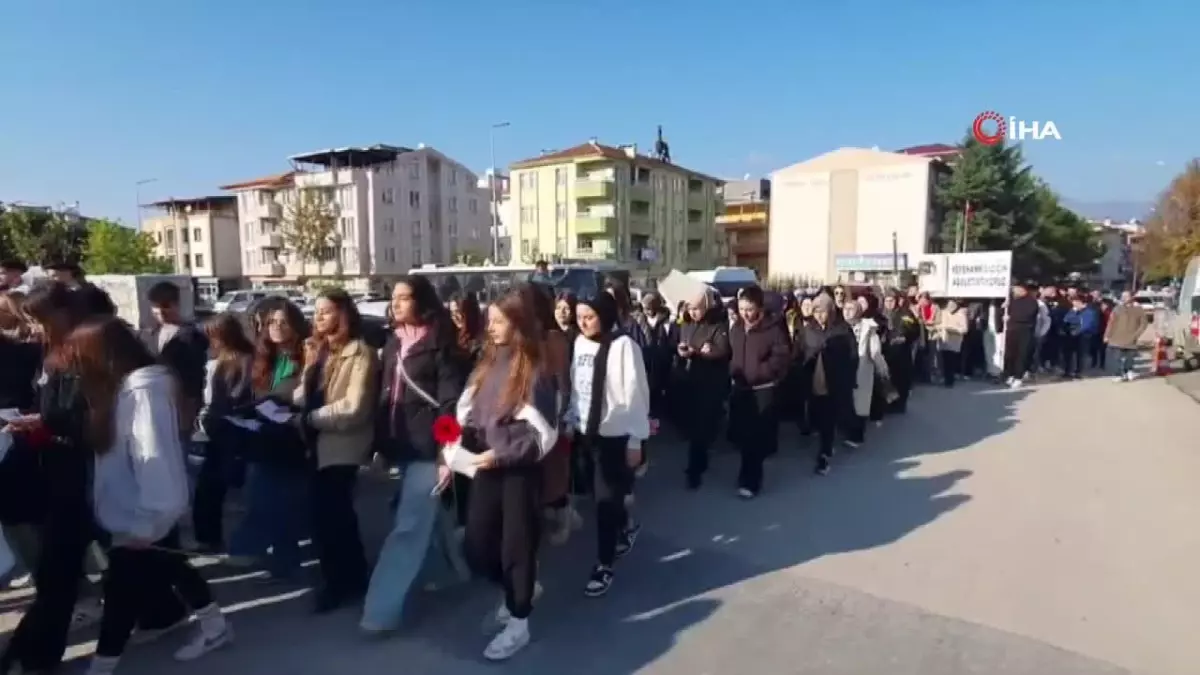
[1060,199,1152,222]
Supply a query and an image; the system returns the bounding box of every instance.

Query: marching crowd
[0,258,1150,672]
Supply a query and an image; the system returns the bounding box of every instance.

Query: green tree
[82,218,174,274]
[1021,182,1103,281]
[282,192,340,277]
[935,132,1038,257]
[0,207,84,265]
[1139,159,1200,279]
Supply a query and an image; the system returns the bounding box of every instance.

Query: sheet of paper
[225,416,263,432]
[441,442,477,478]
[0,409,22,423]
[255,400,294,424]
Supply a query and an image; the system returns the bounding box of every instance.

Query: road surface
[4,372,1199,675]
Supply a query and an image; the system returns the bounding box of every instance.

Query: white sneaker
[484,582,542,634]
[1125,371,1137,382]
[173,621,233,661]
[7,573,32,589]
[1008,378,1023,389]
[483,617,530,661]
[1005,376,1015,386]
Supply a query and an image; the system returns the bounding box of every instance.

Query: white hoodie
[566,333,651,450]
[92,365,190,545]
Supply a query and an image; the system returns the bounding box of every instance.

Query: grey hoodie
[92,365,189,545]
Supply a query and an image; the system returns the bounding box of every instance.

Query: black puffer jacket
[728,313,791,390]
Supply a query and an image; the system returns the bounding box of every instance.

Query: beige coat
[293,338,381,469]
[936,308,969,353]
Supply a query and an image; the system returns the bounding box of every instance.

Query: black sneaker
[615,521,641,558]
[814,457,831,476]
[584,564,614,597]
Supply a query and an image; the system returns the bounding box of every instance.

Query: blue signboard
[834,253,907,272]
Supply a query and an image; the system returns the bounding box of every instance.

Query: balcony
[269,262,286,276]
[576,214,616,235]
[264,202,282,219]
[687,190,708,210]
[629,212,652,237]
[265,233,285,249]
[732,239,768,256]
[630,181,652,201]
[575,179,615,200]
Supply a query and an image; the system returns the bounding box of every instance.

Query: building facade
[508,140,723,271]
[142,196,242,301]
[478,170,513,263]
[769,147,944,284]
[717,178,770,276]
[221,144,492,287]
[1088,218,1141,291]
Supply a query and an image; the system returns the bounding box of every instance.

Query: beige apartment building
[509,140,723,271]
[222,144,492,289]
[768,147,950,284]
[142,196,242,303]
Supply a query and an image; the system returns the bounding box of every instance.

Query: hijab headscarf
[578,292,618,337]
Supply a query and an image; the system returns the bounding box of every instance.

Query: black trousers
[1004,327,1034,379]
[1061,334,1085,377]
[809,395,838,461]
[1090,333,1106,368]
[192,442,229,549]
[96,530,214,658]
[684,398,722,479]
[464,467,542,619]
[580,435,633,567]
[940,349,960,386]
[310,465,368,596]
[729,387,778,493]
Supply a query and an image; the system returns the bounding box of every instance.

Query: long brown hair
[0,291,34,342]
[251,300,308,393]
[25,282,103,370]
[64,317,161,453]
[204,312,254,387]
[467,287,543,418]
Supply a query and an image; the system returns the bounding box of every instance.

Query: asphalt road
[4,368,1198,674]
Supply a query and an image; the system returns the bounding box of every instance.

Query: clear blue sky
[1,0,1195,225]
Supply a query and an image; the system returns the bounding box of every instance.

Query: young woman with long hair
[447,291,484,362]
[459,287,559,661]
[0,283,111,673]
[0,291,41,410]
[190,313,255,553]
[293,288,379,613]
[227,299,310,580]
[361,275,469,633]
[554,291,578,337]
[66,317,231,673]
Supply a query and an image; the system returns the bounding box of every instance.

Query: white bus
[407,262,632,303]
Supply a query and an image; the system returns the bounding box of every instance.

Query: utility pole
[892,230,900,286]
[489,122,511,262]
[135,178,157,231]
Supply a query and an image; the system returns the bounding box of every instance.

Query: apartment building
[769,147,947,283]
[142,196,242,302]
[220,144,492,288]
[477,170,513,263]
[717,178,770,276]
[508,140,723,271]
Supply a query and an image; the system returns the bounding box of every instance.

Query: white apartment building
[220,144,492,288]
[478,170,513,263]
[142,196,242,302]
[769,147,947,283]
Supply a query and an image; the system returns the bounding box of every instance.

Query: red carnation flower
[25,424,53,449]
[432,415,462,445]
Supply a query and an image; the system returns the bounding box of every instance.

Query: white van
[687,267,760,305]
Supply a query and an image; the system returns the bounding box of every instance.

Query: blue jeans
[360,461,468,631]
[1116,347,1138,375]
[229,462,308,578]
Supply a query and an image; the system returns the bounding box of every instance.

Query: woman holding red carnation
[458,287,559,661]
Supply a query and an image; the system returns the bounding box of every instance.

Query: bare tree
[1140,160,1200,279]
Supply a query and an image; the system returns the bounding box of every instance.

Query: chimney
[621,144,637,158]
[588,137,598,145]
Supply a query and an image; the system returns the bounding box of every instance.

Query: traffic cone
[1154,337,1172,377]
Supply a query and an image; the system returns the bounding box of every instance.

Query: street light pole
[135,178,157,231]
[489,122,511,262]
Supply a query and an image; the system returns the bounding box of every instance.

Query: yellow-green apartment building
[509,140,723,271]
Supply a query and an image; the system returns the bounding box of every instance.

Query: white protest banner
[945,250,1013,298]
[914,254,949,296]
[656,270,710,311]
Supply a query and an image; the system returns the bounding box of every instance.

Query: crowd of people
[0,258,1151,672]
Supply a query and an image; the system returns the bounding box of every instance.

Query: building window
[192,228,202,242]
[469,198,477,214]
[382,188,394,204]
[409,191,420,208]
[413,249,422,266]
[449,197,457,213]
[193,254,204,267]
[449,218,458,237]
[386,216,395,233]
[555,168,565,187]
[556,203,567,221]
[520,206,534,225]
[181,229,189,243]
[409,163,420,179]
[449,170,457,186]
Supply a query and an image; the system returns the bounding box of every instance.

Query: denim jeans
[360,461,468,632]
[228,462,308,578]
[1116,347,1138,375]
